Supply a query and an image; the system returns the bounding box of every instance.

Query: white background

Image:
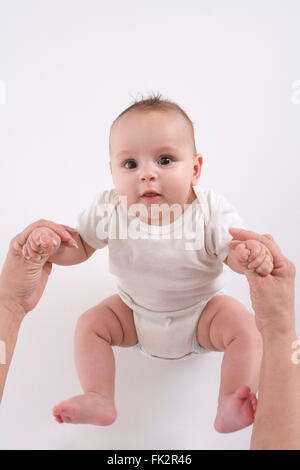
[0,0,299,450]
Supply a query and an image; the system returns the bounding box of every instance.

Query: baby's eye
[123,160,137,169]
[158,155,173,165]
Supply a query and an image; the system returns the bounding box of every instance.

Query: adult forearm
[0,298,24,403]
[250,326,300,450]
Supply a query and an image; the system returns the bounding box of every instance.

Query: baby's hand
[228,239,274,277]
[22,227,62,261]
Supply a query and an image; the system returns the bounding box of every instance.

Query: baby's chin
[129,201,185,226]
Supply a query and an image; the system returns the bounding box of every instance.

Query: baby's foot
[214,385,257,433]
[52,392,117,426]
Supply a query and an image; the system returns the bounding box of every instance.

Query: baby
[20,95,273,433]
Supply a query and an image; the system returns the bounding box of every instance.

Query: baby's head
[109,92,203,223]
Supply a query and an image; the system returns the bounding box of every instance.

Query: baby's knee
[75,305,106,335]
[75,303,121,345]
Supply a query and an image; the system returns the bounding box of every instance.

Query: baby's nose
[140,164,158,181]
[141,174,157,181]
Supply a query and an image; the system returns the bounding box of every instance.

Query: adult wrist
[0,289,26,324]
[259,317,296,341]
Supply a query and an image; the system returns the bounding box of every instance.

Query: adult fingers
[61,225,78,235]
[243,240,262,262]
[11,236,24,254]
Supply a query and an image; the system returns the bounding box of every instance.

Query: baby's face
[109,110,202,224]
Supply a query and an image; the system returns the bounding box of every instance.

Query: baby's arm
[22,226,96,266]
[224,239,274,277]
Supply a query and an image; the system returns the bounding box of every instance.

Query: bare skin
[19,226,273,430]
[196,239,274,433]
[52,293,138,426]
[53,392,117,426]
[51,292,262,430]
[0,220,79,403]
[20,227,271,431]
[196,294,262,433]
[1,218,296,446]
[228,227,298,450]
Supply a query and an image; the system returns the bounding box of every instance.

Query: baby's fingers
[235,243,251,263]
[247,245,265,269]
[22,244,31,260]
[33,228,59,246]
[255,255,274,276]
[244,240,262,262]
[17,220,78,249]
[26,240,42,260]
[34,229,61,254]
[22,228,60,261]
[28,232,48,255]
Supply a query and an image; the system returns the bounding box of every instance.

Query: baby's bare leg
[196,295,263,433]
[53,294,138,425]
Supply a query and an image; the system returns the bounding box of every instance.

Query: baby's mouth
[141,192,162,202]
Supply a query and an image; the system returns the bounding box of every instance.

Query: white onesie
[76,185,245,360]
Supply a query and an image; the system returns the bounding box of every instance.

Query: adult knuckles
[14,232,23,242]
[35,219,48,225]
[263,233,274,241]
[35,219,60,228]
[279,258,296,279]
[247,239,260,247]
[33,219,62,232]
[10,234,20,249]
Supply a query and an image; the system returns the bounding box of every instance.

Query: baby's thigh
[76,294,138,348]
[196,295,259,352]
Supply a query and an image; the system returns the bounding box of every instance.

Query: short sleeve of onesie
[204,189,246,263]
[76,188,119,250]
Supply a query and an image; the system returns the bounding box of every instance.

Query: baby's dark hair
[109,91,197,155]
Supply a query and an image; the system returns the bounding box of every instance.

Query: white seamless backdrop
[0,0,299,450]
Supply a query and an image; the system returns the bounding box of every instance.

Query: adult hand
[0,220,78,317]
[228,228,296,334]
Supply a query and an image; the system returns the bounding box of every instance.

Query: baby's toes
[57,412,72,424]
[249,393,257,413]
[234,385,251,399]
[53,402,71,424]
[53,413,64,424]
